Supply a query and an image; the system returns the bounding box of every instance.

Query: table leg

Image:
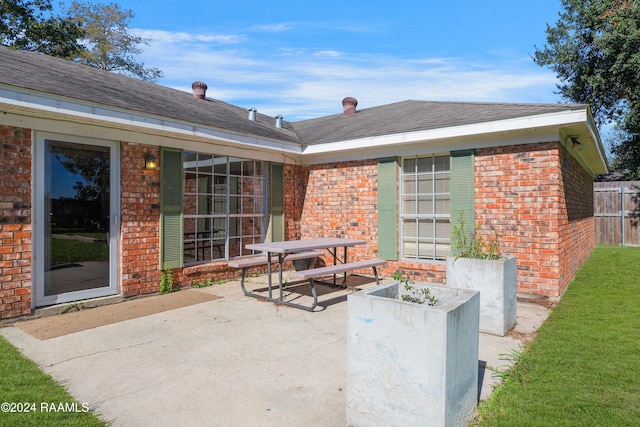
[278,253,284,300]
[333,247,337,286]
[343,246,348,285]
[324,246,351,286]
[267,252,273,299]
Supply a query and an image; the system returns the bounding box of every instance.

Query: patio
[1,274,550,426]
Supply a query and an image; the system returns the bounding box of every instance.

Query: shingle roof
[0,46,299,143]
[291,100,587,145]
[0,46,587,146]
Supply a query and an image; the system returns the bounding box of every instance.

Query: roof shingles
[291,100,586,144]
[0,47,299,143]
[0,46,586,147]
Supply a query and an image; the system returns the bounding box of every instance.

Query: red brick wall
[290,142,595,296]
[289,160,447,281]
[296,161,379,263]
[0,126,32,318]
[120,142,162,296]
[284,164,307,241]
[475,142,594,297]
[558,144,594,293]
[0,133,597,319]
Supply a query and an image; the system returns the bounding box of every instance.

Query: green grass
[52,230,106,239]
[476,246,640,426]
[51,238,109,266]
[0,335,105,426]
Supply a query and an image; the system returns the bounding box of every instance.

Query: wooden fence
[594,181,640,246]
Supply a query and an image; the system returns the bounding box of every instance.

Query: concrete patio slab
[0,275,549,426]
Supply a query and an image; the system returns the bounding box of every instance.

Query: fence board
[594,181,640,246]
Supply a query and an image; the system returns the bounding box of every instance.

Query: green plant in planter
[160,268,175,293]
[452,210,502,260]
[393,271,438,306]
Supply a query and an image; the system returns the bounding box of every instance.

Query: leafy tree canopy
[66,1,163,82]
[0,0,84,58]
[534,0,640,178]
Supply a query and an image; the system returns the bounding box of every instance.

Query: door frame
[33,131,120,307]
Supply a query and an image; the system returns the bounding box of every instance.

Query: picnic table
[229,238,386,311]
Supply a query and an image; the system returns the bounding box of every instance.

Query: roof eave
[300,107,609,174]
[0,84,304,156]
[302,108,590,154]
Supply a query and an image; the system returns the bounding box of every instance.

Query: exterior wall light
[145,153,158,170]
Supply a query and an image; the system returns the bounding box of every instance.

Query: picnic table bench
[228,250,323,299]
[289,259,386,285]
[229,238,385,311]
[289,259,386,310]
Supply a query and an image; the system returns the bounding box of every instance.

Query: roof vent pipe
[191,81,207,99]
[342,97,358,116]
[248,107,257,121]
[275,115,283,128]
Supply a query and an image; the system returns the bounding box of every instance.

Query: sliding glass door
[34,133,119,307]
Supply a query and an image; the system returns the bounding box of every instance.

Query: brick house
[0,46,608,319]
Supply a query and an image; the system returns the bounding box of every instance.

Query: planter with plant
[446,211,517,336]
[346,272,480,427]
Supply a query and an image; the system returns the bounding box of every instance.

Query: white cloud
[135,29,244,45]
[251,22,297,33]
[251,20,381,34]
[312,50,344,58]
[136,29,560,121]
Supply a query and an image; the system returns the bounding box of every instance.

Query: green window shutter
[377,157,398,260]
[270,163,285,242]
[160,147,183,269]
[450,149,475,254]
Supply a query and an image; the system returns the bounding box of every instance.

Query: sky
[57,0,567,122]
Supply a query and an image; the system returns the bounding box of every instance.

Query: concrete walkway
[1,276,549,426]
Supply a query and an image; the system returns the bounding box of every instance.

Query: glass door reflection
[44,140,111,296]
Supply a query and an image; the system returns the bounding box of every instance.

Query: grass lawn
[476,246,640,426]
[51,238,109,266]
[0,335,105,426]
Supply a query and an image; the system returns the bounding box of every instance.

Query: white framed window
[183,152,268,264]
[400,154,451,260]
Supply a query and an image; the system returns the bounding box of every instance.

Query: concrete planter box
[446,255,517,336]
[347,282,480,427]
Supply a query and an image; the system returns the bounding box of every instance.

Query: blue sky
[62,0,567,121]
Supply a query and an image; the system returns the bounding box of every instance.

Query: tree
[0,0,84,58]
[66,1,163,82]
[534,0,640,178]
[50,143,110,231]
[51,143,110,203]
